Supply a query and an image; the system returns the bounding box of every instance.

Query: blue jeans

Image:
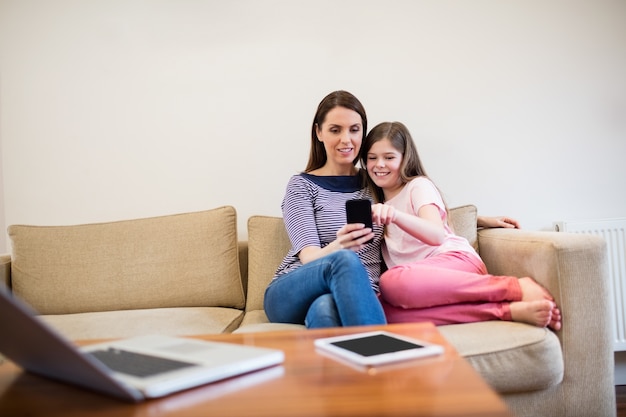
[264,250,386,328]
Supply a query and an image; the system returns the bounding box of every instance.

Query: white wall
[1,0,625,247]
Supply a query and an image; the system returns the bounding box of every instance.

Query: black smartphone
[346,199,373,230]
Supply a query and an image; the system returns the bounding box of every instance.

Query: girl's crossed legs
[379,251,561,330]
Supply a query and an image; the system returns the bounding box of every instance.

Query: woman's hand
[297,223,373,265]
[335,223,374,252]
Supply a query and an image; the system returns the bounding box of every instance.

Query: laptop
[0,287,284,402]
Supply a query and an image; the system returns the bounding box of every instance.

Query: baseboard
[616,351,626,385]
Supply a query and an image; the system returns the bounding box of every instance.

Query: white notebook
[0,288,284,402]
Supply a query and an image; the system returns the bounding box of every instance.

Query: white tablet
[314,331,444,367]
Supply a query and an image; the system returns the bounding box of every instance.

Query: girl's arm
[372,203,446,246]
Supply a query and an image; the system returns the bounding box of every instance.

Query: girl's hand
[372,203,396,225]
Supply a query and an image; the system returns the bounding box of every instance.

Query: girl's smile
[366,138,404,199]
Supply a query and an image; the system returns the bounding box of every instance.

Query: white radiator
[554,218,626,351]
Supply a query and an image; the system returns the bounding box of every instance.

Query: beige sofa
[0,205,615,417]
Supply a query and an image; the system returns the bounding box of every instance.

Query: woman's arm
[297,224,374,264]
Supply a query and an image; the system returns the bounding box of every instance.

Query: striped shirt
[273,172,384,292]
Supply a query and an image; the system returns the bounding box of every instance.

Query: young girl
[361,121,561,330]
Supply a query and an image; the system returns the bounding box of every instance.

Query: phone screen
[346,199,373,229]
[329,334,424,357]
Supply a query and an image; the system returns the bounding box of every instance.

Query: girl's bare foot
[549,306,562,331]
[510,300,554,328]
[518,277,554,302]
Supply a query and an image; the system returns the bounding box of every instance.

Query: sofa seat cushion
[40,307,245,340]
[8,206,244,314]
[235,309,306,333]
[438,321,563,393]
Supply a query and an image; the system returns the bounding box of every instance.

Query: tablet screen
[330,334,424,357]
[315,331,444,366]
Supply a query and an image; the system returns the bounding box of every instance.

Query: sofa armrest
[477,228,615,414]
[0,254,10,289]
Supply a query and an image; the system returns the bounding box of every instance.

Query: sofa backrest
[449,204,478,252]
[8,206,245,314]
[246,215,292,312]
[245,204,478,312]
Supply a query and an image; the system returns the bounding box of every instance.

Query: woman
[263,91,387,328]
[362,121,561,330]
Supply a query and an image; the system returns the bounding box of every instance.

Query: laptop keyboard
[88,348,197,378]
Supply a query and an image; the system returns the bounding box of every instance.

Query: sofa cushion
[8,206,245,314]
[246,215,292,312]
[439,321,564,393]
[448,204,478,252]
[1,254,10,288]
[236,309,306,333]
[40,307,245,340]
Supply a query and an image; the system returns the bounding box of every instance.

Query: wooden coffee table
[0,323,512,417]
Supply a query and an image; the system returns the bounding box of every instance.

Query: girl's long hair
[361,122,448,216]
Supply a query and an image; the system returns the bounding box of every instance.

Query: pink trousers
[379,251,522,325]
